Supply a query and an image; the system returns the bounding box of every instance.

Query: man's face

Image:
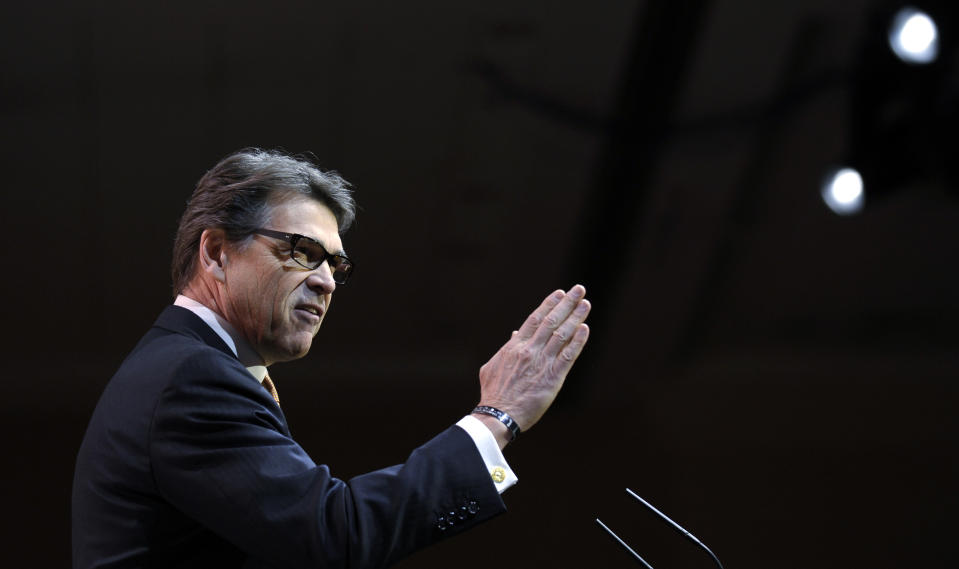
[220,196,343,365]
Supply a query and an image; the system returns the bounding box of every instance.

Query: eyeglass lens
[292,238,352,284]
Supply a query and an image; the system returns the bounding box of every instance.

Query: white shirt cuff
[455,415,518,494]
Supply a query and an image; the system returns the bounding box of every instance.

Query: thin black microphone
[595,518,655,569]
[596,488,725,569]
[626,488,724,569]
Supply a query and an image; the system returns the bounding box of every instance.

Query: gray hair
[171,148,355,297]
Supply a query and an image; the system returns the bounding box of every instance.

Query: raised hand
[473,285,591,445]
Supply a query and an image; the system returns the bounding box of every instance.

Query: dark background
[3,0,958,567]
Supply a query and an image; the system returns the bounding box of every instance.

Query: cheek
[246,273,286,328]
[270,275,303,322]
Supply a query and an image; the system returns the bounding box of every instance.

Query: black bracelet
[472,406,522,441]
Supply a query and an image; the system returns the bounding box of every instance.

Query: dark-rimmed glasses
[253,228,354,285]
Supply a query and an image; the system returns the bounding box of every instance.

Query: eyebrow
[300,233,347,257]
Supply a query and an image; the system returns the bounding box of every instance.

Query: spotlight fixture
[888,7,939,64]
[821,167,865,215]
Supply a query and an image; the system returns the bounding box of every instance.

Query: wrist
[470,412,512,450]
[471,405,522,446]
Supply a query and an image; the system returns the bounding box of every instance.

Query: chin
[261,341,312,364]
[284,339,315,361]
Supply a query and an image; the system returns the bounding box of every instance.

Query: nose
[306,261,337,295]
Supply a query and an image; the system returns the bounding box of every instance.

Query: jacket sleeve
[148,351,506,569]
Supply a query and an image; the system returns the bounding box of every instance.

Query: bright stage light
[822,167,865,215]
[888,7,939,64]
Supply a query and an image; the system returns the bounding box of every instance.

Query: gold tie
[262,374,280,406]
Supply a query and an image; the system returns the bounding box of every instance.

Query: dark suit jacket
[72,306,505,569]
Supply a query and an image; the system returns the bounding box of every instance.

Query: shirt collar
[173,295,269,382]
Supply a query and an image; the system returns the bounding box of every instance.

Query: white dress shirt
[173,295,518,493]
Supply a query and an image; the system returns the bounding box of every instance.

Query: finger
[544,299,590,357]
[531,284,586,346]
[515,289,565,341]
[553,324,590,376]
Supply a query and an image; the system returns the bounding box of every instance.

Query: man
[72,148,591,568]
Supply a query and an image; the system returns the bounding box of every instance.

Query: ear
[198,228,228,283]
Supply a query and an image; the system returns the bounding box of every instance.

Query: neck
[180,282,268,367]
[182,279,220,316]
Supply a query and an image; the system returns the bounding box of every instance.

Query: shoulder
[102,312,268,426]
[116,305,246,383]
[118,321,245,386]
[134,331,286,434]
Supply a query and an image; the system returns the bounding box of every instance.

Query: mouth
[293,303,324,324]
